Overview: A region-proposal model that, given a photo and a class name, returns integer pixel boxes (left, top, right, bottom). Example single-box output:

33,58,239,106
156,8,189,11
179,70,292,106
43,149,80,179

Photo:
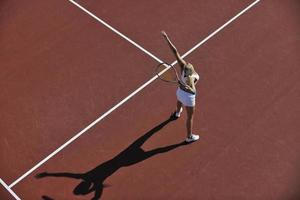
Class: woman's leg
186,106,195,137
176,100,183,113
185,106,199,142
175,100,183,117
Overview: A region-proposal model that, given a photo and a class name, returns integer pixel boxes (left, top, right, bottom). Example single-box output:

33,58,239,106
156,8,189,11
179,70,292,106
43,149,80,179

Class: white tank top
180,70,200,84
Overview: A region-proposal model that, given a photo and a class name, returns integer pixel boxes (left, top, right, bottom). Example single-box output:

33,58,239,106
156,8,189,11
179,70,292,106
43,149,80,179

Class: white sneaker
175,107,183,118
185,134,200,143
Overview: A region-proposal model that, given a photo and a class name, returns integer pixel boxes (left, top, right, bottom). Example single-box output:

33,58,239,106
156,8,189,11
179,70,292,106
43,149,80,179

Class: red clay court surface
1,0,300,199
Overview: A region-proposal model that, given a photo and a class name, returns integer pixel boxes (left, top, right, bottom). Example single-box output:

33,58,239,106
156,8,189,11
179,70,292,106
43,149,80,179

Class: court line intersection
2,1,261,198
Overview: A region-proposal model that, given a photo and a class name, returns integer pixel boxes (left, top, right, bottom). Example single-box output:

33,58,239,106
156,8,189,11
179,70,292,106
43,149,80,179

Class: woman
161,31,200,143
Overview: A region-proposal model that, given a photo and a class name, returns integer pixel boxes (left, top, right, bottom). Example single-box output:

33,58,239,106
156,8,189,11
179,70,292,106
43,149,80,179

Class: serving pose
161,31,200,143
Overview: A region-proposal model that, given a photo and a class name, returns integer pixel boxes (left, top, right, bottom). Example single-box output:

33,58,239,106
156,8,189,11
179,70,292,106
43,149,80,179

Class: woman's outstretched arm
161,31,187,68
35,172,82,179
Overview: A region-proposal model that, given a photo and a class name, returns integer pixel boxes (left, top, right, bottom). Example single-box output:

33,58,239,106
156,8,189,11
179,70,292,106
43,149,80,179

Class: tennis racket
155,62,181,84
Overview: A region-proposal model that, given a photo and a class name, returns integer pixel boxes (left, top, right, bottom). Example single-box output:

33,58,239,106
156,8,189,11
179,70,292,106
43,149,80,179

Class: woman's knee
186,108,194,119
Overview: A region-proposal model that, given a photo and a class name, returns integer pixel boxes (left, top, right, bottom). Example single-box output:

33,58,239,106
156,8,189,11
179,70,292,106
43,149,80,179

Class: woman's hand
184,85,196,94
178,81,196,94
161,30,168,38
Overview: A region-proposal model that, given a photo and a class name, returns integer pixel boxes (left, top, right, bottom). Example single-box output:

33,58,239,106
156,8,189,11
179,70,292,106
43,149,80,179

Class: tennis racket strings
155,63,179,83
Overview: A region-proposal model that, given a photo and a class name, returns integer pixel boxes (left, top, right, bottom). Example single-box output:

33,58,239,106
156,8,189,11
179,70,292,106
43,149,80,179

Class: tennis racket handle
178,80,185,86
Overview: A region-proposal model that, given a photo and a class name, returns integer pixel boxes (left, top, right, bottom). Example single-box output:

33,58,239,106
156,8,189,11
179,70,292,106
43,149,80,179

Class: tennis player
161,31,200,143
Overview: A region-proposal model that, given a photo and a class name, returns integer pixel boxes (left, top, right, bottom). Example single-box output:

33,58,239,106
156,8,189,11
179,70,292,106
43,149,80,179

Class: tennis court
1,0,300,199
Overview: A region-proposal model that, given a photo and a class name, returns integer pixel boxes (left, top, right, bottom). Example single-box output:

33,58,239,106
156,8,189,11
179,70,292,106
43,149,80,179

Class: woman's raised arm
161,31,187,68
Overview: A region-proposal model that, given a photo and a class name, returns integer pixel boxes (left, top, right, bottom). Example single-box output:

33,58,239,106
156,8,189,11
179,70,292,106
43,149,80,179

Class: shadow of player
36,114,189,200
41,195,54,200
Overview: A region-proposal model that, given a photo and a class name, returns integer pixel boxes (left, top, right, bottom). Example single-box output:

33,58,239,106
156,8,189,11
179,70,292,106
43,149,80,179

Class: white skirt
176,87,196,107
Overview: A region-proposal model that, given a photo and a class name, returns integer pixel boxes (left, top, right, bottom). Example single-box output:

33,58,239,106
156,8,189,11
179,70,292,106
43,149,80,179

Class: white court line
68,0,163,63
0,179,21,200
180,0,261,59
8,0,261,189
